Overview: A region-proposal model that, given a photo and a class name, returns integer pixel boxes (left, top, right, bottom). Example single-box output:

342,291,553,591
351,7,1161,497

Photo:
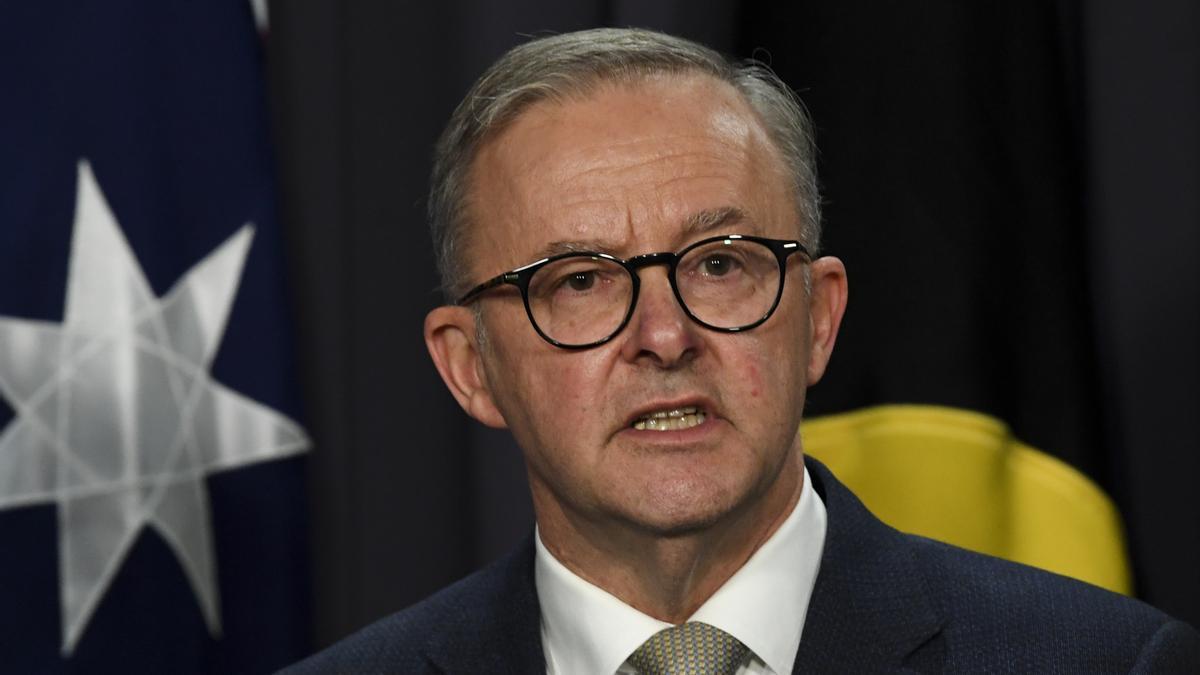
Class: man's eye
565,271,597,291
701,255,740,277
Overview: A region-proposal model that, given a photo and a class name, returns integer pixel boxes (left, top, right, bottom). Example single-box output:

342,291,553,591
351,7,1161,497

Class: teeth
632,407,706,431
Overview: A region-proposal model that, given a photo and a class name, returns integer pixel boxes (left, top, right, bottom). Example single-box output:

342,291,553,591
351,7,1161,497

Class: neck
533,454,804,623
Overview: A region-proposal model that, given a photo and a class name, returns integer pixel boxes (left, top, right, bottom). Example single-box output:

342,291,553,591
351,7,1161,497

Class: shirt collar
535,466,827,675
535,532,671,675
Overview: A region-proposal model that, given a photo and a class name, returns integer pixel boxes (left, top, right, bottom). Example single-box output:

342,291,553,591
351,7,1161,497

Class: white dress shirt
535,466,827,675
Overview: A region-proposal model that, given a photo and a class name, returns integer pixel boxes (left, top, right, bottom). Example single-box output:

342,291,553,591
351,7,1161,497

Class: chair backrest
802,404,1131,595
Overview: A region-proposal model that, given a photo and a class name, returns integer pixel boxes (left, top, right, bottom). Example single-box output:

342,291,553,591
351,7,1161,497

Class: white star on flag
0,161,309,654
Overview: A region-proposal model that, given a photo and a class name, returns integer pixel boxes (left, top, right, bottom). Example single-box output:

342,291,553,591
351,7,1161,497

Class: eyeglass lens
526,238,782,346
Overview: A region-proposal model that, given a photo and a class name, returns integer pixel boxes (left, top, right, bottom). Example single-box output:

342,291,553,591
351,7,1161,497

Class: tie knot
628,621,749,675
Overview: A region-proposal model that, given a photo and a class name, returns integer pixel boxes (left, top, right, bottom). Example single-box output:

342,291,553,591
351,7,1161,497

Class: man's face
430,74,844,538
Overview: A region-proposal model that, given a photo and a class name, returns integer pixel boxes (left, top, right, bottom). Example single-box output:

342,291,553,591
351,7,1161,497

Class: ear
424,305,508,428
805,256,848,385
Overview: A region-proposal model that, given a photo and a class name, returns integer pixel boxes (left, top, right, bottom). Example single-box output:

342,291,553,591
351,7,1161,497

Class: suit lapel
422,535,547,674
793,458,945,672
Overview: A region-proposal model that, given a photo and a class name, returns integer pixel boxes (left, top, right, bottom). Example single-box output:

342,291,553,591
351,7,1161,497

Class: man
286,28,1199,673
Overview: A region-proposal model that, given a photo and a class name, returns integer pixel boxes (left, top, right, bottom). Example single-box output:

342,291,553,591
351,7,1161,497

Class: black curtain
266,0,1199,646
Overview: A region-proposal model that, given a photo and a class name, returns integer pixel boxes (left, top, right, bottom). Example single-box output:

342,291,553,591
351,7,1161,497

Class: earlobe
424,306,509,429
805,256,848,385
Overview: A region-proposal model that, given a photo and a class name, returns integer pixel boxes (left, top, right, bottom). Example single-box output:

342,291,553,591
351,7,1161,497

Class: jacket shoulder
279,540,542,674
909,534,1200,672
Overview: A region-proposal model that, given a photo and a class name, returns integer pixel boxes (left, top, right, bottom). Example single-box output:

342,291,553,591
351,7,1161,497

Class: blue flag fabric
0,1,311,672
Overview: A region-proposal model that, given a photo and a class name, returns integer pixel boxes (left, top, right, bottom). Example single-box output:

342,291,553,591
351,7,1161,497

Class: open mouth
631,406,707,431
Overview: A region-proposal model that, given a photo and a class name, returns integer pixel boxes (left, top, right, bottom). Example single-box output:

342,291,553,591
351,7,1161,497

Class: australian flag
0,1,311,672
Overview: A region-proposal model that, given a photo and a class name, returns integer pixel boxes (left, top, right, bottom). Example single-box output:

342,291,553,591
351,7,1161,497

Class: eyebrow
530,239,619,259
681,206,749,238
531,206,752,259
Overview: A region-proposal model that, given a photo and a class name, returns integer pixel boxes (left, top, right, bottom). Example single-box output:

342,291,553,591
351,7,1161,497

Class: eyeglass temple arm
456,272,521,306
781,241,812,260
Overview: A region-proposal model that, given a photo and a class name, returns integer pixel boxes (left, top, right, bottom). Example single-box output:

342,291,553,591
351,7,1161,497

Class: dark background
266,0,1198,647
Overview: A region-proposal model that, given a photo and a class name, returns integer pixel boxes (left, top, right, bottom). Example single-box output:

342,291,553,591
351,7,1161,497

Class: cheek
513,351,610,422
733,332,806,422
744,362,761,398
720,351,772,422
567,349,618,397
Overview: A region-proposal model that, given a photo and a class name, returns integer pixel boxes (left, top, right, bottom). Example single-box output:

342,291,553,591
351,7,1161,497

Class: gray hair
429,27,821,302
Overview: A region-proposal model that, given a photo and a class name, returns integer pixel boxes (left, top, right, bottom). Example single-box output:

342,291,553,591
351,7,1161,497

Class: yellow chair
802,404,1132,595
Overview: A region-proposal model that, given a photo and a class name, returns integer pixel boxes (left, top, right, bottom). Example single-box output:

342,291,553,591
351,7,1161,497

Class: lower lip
618,414,724,444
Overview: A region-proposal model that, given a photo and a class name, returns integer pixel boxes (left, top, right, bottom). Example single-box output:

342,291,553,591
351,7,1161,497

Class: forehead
465,74,795,271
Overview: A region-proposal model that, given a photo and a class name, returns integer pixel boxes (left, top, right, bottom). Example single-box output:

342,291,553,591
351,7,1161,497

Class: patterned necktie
627,621,750,675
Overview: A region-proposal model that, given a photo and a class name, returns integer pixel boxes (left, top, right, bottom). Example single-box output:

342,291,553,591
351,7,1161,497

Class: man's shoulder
910,531,1153,624
803,457,1200,671
279,538,543,674
904,527,1200,671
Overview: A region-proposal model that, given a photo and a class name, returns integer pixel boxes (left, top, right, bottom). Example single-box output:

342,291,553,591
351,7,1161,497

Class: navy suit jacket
284,458,1200,673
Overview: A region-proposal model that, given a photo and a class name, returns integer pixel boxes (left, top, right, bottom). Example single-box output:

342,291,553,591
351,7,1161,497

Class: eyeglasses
457,234,811,350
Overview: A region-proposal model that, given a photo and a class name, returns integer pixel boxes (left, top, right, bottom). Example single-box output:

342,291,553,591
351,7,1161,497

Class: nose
618,267,703,368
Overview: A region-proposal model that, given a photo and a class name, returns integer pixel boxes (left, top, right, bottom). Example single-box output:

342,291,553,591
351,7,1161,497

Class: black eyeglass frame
456,233,812,350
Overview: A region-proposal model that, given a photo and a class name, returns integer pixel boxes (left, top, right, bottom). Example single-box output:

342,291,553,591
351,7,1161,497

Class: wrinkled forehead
462,74,796,271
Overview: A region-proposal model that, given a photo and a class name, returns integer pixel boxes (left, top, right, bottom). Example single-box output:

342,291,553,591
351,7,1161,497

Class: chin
623,479,748,538
633,513,726,538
